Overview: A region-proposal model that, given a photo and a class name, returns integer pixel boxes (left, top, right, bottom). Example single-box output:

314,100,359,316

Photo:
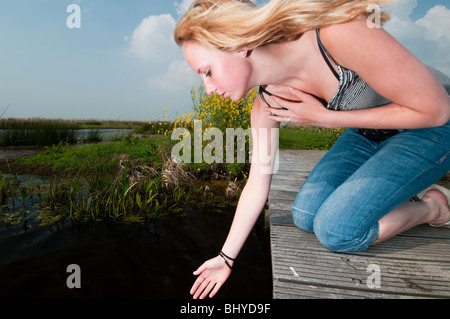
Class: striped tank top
316,29,450,111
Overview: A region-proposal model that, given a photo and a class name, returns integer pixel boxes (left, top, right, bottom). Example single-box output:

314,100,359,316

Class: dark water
0,205,272,299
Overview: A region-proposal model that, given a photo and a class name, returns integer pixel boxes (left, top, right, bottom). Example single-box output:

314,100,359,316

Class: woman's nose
204,82,217,95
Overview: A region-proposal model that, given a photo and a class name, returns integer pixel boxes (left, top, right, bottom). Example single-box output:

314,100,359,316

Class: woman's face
183,40,252,102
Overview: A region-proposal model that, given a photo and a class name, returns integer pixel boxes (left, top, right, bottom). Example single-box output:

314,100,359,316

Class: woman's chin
229,93,245,102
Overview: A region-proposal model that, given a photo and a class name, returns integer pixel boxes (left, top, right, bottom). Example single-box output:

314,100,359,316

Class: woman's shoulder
319,17,369,47
318,17,392,70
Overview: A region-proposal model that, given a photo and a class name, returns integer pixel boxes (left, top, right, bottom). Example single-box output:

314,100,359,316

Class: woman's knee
292,206,315,233
291,187,323,233
313,208,379,252
313,215,378,253
314,228,359,252
291,181,335,233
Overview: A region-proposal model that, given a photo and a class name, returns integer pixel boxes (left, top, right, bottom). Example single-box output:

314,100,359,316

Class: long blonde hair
174,0,392,52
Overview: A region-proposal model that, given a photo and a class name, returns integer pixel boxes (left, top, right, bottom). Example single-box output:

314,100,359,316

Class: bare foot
422,189,450,226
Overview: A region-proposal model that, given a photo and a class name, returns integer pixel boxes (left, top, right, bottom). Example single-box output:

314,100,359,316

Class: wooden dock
268,150,450,299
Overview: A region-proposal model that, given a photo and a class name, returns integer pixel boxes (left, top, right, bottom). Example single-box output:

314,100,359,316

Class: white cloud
174,0,195,17
416,5,450,41
127,7,200,112
384,1,450,76
128,1,204,96
149,59,198,91
129,13,178,61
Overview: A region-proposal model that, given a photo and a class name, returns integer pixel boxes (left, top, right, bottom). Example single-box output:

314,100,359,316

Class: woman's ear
239,50,253,58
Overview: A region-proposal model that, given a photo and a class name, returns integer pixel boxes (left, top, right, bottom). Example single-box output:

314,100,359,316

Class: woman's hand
265,87,327,126
190,256,232,299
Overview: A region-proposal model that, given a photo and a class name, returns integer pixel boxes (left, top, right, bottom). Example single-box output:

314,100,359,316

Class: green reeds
0,118,143,146
0,118,78,146
83,129,102,143
0,173,19,206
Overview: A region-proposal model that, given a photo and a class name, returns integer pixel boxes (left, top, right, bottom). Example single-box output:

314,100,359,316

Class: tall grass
0,118,77,146
0,118,149,146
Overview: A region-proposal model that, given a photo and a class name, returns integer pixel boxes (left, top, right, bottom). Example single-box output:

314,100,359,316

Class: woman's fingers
200,281,216,299
190,274,205,295
265,106,289,117
265,104,290,123
193,264,206,276
193,276,210,299
209,282,222,298
263,87,325,125
289,87,309,98
269,95,292,109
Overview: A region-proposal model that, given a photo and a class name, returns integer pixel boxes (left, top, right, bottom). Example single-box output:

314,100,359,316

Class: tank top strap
316,29,340,80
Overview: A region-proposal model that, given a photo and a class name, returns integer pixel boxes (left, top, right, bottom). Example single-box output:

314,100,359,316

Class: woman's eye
205,70,211,78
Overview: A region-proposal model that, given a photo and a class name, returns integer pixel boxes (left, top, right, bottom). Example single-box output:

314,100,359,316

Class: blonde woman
174,0,450,299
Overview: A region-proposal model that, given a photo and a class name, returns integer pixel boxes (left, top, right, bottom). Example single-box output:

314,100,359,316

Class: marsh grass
83,129,102,143
0,119,77,146
0,118,147,146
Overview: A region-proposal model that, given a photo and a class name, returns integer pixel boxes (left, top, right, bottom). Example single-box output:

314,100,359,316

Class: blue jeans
292,121,450,252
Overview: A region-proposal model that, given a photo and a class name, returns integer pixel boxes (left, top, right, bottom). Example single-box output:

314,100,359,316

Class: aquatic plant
0,173,19,206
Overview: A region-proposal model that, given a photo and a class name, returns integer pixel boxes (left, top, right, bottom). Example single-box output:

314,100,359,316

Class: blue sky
0,0,449,121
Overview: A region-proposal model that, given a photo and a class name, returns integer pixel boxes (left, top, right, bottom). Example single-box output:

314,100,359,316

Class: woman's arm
268,19,450,129
220,92,280,258
190,95,279,299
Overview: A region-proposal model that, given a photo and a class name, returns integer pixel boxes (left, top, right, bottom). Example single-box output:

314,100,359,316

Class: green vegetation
280,125,346,150
1,135,247,226
0,123,343,227
0,118,146,146
0,88,348,227
0,119,77,146
0,118,147,130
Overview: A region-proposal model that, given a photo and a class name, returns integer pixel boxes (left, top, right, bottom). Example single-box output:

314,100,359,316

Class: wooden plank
271,227,450,297
271,223,450,298
273,280,434,299
269,150,450,299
